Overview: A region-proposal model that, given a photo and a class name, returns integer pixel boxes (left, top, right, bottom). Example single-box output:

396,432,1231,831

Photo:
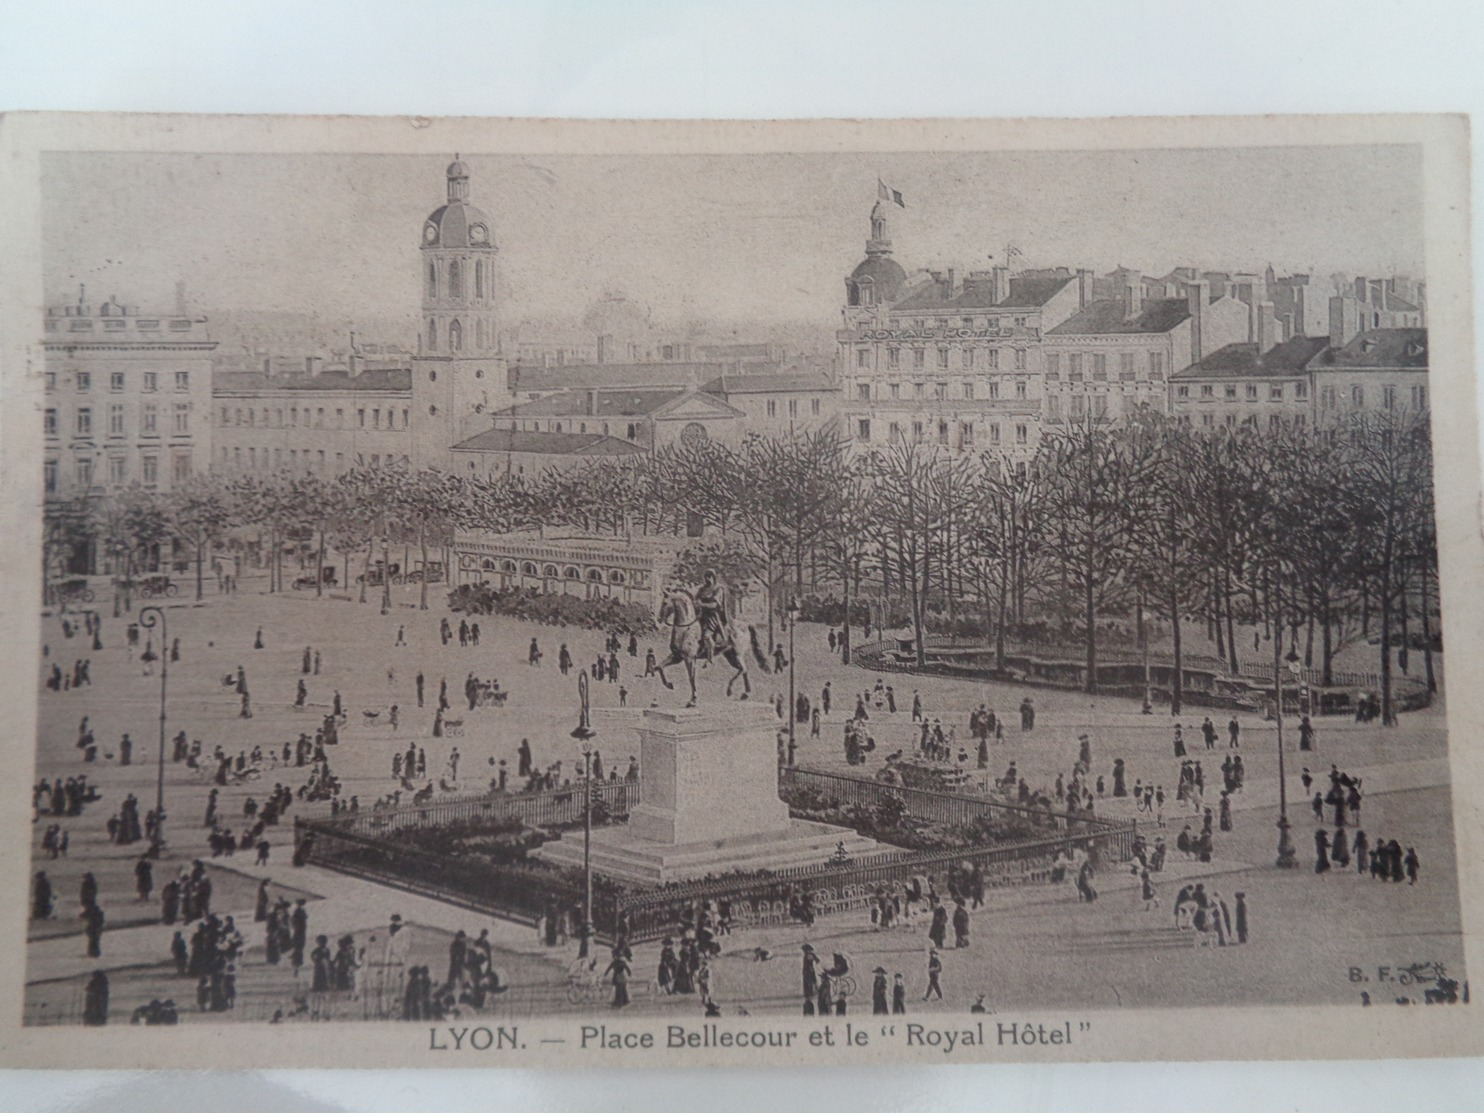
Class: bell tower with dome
410,157,509,467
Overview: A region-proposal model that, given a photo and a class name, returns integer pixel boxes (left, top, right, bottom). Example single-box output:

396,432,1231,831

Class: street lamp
571,669,596,958
379,535,392,615
137,605,168,857
1139,603,1153,715
1273,622,1299,870
787,598,801,768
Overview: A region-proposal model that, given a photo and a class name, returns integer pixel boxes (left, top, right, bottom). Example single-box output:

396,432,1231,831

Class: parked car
293,566,339,591
138,574,179,599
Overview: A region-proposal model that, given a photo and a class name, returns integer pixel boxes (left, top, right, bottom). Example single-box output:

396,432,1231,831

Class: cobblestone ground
27,575,1464,1024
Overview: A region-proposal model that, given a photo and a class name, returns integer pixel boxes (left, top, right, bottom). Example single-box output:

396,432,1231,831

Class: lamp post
137,605,168,856
1139,602,1153,715
571,670,596,957
1273,616,1298,869
786,598,800,768
380,534,392,615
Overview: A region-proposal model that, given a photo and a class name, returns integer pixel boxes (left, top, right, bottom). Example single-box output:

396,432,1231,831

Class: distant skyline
41,147,1424,336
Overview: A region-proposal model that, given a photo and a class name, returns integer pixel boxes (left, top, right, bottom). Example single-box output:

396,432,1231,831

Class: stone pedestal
535,704,878,884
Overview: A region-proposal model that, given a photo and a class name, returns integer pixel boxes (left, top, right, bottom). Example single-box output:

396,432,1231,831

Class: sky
40,146,1425,336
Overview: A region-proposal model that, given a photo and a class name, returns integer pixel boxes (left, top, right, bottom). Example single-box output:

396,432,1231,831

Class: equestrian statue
652,569,770,706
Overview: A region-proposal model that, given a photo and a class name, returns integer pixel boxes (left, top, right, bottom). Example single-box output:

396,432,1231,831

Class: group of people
1315,827,1419,883
34,775,94,818
1172,882,1250,947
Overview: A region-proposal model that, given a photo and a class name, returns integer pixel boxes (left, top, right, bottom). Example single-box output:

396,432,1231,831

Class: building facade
42,292,216,498
700,370,840,437
837,205,1086,459
486,387,746,452
448,427,645,479
211,366,413,476
1043,279,1253,428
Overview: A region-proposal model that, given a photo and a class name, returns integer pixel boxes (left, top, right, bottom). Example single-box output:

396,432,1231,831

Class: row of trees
43,407,1439,724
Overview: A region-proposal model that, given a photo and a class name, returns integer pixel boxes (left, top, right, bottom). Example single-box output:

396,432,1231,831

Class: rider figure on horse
695,569,728,662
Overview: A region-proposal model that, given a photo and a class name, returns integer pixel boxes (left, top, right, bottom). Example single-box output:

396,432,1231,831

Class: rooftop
890,275,1074,312
508,362,722,394
1172,336,1331,380
212,368,413,393
702,370,837,394
1313,328,1428,369
1047,297,1194,336
450,428,645,457
494,388,684,419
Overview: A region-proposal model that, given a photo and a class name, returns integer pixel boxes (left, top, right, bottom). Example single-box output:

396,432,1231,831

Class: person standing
134,857,153,902
1314,828,1331,873
891,972,907,1014
1234,892,1249,944
83,970,109,1026
290,899,309,971
416,671,425,708
1228,717,1241,748
952,899,970,948
606,951,632,1009
923,949,943,1000
518,739,533,779
302,646,313,675
82,902,105,958
1405,847,1421,885
871,967,889,1015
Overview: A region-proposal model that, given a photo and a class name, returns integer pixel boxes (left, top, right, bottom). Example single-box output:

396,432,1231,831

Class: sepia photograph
1,110,1479,1072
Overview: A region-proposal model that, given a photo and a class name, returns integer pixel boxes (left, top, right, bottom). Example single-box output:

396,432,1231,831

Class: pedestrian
1314,828,1331,873
254,627,264,650
82,902,105,957
1234,891,1249,944
134,857,153,901
83,970,109,1026
1228,717,1241,748
952,899,970,948
416,671,425,708
892,972,907,1014
923,949,943,1000
1405,847,1420,885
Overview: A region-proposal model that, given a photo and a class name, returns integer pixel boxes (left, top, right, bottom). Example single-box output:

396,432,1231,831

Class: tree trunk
316,528,327,599
841,547,852,667
1223,562,1239,677
995,568,1008,675
1420,560,1437,693
1398,559,1411,676
419,529,430,611
1083,555,1097,695
1379,547,1395,726
1169,583,1183,716
195,542,205,602
359,545,371,604
1213,579,1225,660
915,544,930,669
1321,601,1335,688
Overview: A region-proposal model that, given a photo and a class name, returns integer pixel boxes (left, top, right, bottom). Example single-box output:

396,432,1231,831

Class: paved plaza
27,575,1464,1024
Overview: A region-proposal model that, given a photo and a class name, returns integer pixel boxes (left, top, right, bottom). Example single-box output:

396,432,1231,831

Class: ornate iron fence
308,778,640,837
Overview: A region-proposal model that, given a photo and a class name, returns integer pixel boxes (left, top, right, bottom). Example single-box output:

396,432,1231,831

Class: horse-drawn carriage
357,561,403,587
294,566,339,591
137,573,179,599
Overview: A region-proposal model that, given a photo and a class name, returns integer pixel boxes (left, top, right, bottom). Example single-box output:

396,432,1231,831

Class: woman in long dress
1314,828,1331,873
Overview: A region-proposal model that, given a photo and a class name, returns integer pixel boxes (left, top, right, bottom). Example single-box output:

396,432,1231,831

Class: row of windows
854,379,1031,403
426,258,491,302
45,318,192,333
45,403,190,438
1171,383,1426,410
854,417,1030,446
1045,352,1167,382
221,447,412,473
1183,413,1308,432
43,451,191,493
762,397,824,419
857,347,1030,372
513,419,642,440
483,559,628,583
426,317,493,352
45,369,191,393
219,405,411,431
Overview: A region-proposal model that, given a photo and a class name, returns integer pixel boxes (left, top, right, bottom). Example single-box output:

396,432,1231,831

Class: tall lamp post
137,605,168,856
1273,612,1298,869
786,598,800,768
571,670,596,957
379,534,392,615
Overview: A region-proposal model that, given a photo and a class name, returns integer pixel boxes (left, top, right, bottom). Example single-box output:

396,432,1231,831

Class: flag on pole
878,179,906,208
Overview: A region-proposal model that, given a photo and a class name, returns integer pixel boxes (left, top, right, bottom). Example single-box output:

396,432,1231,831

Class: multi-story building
1043,277,1254,428
1170,327,1427,430
1310,326,1429,423
700,370,839,437
211,362,413,477
41,290,216,499
1328,276,1426,344
837,201,1080,459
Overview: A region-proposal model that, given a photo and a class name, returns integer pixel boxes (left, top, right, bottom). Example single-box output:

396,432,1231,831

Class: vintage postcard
0,111,1478,1070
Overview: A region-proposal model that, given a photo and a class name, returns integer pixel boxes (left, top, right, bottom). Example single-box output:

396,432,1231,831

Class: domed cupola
421,155,495,251
846,200,907,307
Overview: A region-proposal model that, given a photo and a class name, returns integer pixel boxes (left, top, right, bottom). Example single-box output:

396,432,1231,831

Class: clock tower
410,157,508,467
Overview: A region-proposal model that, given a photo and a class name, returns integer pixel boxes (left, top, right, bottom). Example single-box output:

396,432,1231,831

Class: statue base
534,704,882,884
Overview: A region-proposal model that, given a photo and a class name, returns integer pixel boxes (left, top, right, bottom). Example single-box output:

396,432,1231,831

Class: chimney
1281,312,1295,342
991,266,1010,305
587,388,598,416
1077,268,1093,309
174,281,186,316
946,268,956,294
1187,280,1210,363
1123,270,1142,320
1354,276,1368,301
1256,301,1277,353
348,352,361,377
1328,296,1349,347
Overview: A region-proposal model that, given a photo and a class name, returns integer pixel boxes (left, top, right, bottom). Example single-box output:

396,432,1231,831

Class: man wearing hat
1078,733,1093,770
923,948,943,1000
872,966,890,1014
892,972,907,1014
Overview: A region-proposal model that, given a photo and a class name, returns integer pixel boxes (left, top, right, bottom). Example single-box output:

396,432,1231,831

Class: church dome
422,156,494,250
845,198,906,305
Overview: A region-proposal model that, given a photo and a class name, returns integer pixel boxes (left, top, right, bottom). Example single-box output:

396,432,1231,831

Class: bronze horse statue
653,587,769,706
